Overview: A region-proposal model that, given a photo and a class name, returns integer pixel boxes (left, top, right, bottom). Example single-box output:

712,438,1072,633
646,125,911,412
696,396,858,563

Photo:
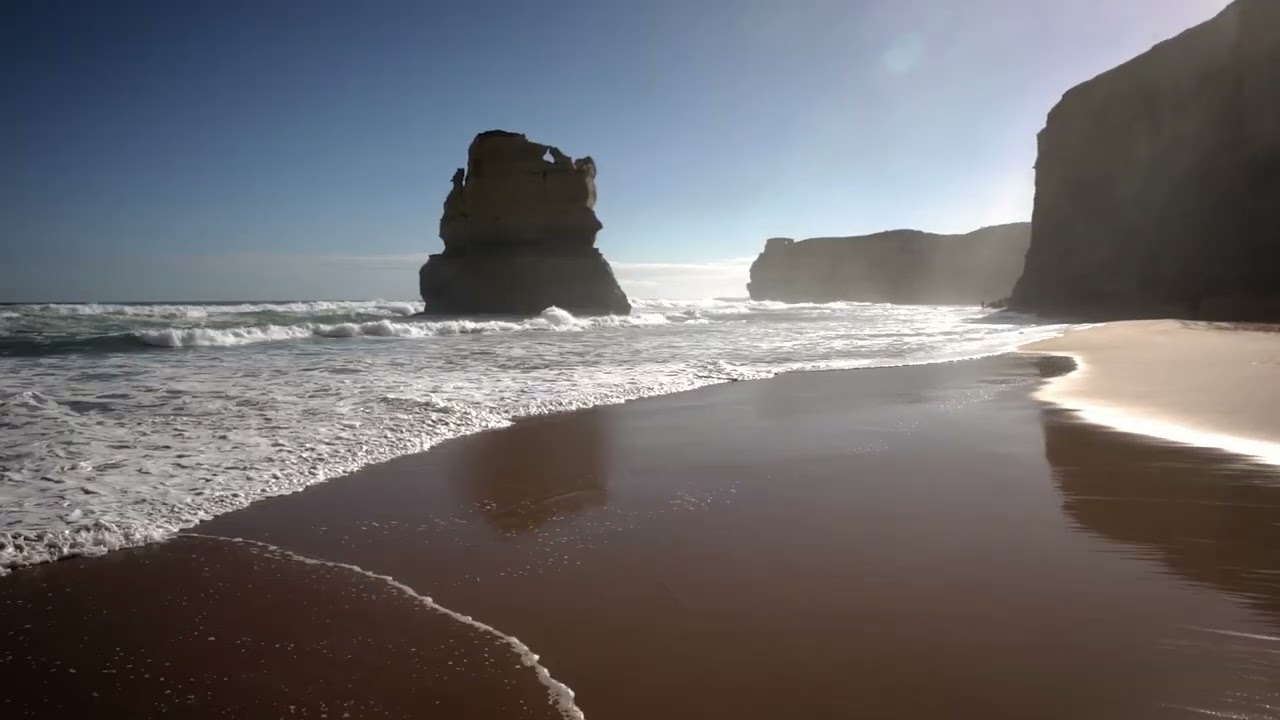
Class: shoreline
3,353,1279,718
185,533,585,720
1021,320,1280,466
6,315,1279,578
0,323,1063,576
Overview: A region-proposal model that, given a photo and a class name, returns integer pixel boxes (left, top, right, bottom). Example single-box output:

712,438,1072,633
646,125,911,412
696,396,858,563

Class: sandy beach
0,535,566,719
1023,320,1280,463
3,351,1280,719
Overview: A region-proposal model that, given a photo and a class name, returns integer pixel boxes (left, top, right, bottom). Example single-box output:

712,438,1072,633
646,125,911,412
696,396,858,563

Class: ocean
0,299,1067,572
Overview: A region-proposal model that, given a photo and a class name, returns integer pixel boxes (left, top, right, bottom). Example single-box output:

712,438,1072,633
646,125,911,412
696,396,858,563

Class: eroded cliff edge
747,223,1030,304
1010,0,1280,321
419,130,631,316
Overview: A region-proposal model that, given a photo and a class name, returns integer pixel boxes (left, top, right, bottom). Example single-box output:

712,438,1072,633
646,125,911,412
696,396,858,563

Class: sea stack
418,130,631,316
747,223,1031,304
1010,0,1280,321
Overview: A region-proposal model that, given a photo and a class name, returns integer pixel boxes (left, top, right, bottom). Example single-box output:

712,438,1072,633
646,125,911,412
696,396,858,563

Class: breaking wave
135,310,671,348
1,306,673,354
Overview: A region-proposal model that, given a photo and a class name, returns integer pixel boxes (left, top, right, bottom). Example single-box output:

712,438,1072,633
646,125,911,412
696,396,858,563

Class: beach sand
1023,320,1280,462
3,354,1280,719
0,534,567,719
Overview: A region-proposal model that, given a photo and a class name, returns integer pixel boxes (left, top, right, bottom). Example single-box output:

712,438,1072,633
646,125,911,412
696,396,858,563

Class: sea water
0,298,1066,571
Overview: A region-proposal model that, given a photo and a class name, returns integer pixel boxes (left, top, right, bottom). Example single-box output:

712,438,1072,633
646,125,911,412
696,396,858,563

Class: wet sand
1024,320,1280,462
0,535,566,719
3,355,1280,718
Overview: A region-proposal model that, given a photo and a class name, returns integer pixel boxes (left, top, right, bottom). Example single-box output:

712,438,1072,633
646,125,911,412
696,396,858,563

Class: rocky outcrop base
418,248,631,316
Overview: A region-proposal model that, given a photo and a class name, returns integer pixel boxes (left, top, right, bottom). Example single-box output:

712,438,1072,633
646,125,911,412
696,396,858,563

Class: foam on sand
1022,320,1280,466
185,534,584,720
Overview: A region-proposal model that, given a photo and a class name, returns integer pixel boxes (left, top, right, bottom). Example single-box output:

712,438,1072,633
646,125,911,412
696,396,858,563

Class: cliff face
420,131,630,316
1011,0,1280,321
747,223,1030,305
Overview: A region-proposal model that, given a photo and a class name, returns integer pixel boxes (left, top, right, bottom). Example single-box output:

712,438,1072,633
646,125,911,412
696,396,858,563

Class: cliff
747,223,1030,304
1010,0,1280,321
419,131,631,316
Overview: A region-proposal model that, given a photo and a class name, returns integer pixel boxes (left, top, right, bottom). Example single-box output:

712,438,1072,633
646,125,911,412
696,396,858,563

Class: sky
1,0,1231,301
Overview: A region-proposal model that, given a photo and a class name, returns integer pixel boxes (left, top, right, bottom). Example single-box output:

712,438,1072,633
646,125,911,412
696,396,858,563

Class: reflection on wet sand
1042,407,1280,629
455,410,611,533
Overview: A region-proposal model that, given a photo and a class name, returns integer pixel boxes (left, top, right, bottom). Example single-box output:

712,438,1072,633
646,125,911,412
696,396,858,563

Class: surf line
182,533,585,719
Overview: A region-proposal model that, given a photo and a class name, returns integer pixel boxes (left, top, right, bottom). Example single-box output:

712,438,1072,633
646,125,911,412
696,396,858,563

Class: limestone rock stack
419,131,631,316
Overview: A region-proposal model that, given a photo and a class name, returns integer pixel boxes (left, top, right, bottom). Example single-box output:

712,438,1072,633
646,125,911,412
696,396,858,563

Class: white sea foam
0,299,1069,572
137,324,319,347
186,534,584,719
130,308,672,348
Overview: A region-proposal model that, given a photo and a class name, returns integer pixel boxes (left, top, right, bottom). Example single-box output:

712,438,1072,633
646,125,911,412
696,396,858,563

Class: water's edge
1022,349,1280,467
1,300,1069,573
1,343,1060,575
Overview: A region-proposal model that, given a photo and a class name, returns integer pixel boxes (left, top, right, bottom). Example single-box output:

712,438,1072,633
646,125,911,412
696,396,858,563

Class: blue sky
2,0,1230,301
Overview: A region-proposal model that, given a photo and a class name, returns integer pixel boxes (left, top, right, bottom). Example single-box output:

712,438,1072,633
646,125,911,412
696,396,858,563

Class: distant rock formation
1010,0,1280,321
419,130,631,315
747,223,1030,304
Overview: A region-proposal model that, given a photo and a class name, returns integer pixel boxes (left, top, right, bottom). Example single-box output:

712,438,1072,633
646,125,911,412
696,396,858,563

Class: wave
1,521,172,572
0,299,1008,357
0,307,673,353
138,308,671,347
138,324,321,347
5,297,915,338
